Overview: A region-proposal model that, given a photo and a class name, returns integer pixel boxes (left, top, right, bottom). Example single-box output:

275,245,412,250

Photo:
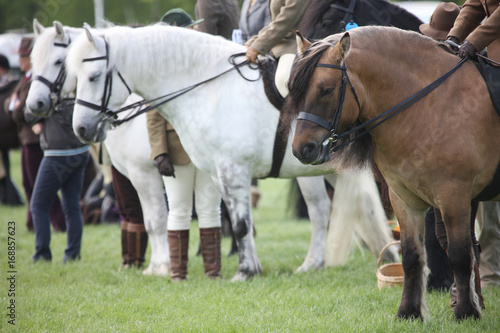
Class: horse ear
33,18,45,37
83,23,97,48
54,21,65,41
296,30,312,55
339,32,351,60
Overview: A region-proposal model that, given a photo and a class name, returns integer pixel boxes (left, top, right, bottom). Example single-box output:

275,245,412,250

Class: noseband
75,38,132,123
297,61,360,147
34,38,72,110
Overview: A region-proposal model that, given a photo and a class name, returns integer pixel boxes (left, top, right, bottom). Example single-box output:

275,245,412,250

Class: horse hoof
454,304,481,321
231,272,250,282
296,259,324,273
396,310,423,322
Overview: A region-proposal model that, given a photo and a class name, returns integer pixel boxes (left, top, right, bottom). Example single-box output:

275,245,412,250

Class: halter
297,52,468,153
75,38,132,123
329,0,357,32
34,37,73,111
74,34,260,127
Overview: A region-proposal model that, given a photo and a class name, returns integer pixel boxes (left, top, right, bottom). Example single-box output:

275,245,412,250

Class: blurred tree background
0,0,244,33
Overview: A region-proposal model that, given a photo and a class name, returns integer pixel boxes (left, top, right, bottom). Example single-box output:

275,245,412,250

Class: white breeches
163,162,221,230
275,53,296,98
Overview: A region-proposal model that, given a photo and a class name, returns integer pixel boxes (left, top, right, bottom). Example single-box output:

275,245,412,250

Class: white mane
66,25,245,84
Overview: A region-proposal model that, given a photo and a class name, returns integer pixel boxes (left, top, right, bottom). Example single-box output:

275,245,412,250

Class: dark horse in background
299,0,453,291
300,0,422,40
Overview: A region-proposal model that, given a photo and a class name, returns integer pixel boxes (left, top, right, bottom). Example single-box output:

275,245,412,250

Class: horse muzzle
292,137,332,165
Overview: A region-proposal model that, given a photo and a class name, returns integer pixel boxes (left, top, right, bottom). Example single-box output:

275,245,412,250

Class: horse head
26,19,79,117
288,32,361,165
67,25,132,143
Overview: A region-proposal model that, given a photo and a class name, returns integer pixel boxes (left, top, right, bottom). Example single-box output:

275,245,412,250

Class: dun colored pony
286,26,500,320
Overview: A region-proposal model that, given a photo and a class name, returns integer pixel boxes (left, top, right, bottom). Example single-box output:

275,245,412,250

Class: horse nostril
77,126,86,138
302,142,318,161
36,100,45,109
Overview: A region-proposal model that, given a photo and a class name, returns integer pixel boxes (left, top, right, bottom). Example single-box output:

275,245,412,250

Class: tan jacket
449,0,500,61
146,109,190,165
246,0,311,58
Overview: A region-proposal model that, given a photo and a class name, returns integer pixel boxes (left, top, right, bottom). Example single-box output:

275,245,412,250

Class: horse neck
113,28,242,99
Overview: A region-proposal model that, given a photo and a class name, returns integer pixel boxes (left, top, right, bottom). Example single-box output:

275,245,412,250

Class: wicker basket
376,240,404,290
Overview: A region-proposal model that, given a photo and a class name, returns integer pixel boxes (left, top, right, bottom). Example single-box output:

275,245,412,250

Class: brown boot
121,221,130,267
168,230,189,282
127,223,148,268
200,227,221,278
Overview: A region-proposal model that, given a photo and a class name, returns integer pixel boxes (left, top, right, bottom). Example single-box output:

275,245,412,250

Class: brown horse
285,26,500,321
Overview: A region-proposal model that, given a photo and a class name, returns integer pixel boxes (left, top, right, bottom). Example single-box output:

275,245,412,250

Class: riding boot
200,227,221,278
168,230,189,282
127,223,148,268
121,221,130,267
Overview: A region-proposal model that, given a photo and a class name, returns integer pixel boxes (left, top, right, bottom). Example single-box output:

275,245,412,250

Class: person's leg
164,163,195,281
478,202,500,287
59,152,89,262
194,167,222,278
31,156,64,261
275,54,296,98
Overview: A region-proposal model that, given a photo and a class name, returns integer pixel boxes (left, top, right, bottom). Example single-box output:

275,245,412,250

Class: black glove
458,40,477,59
154,154,175,177
445,36,460,53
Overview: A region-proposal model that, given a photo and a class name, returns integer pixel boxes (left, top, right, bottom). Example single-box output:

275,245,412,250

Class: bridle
75,38,132,124
329,0,357,33
74,35,259,127
297,61,360,148
297,47,468,153
33,37,73,111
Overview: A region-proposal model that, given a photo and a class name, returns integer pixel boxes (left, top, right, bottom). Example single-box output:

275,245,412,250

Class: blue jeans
31,152,89,261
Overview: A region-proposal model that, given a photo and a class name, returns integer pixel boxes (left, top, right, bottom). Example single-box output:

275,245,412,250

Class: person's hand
458,40,477,59
154,154,175,177
245,46,260,64
31,123,43,135
445,36,460,53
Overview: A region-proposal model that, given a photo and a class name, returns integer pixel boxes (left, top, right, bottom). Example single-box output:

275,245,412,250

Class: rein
34,36,74,110
298,55,468,153
75,35,260,127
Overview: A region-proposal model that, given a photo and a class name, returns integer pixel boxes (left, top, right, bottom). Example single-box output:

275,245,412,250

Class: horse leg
442,203,482,320
129,171,170,277
391,191,427,321
216,167,261,281
295,176,331,272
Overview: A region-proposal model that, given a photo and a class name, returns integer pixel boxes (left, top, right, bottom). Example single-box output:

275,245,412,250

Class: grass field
1,149,499,332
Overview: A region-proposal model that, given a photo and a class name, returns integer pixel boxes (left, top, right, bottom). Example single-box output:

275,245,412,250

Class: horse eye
55,59,64,66
322,20,334,28
89,72,101,82
321,87,335,97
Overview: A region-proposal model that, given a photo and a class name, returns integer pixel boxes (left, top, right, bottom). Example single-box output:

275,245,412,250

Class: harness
34,37,74,111
297,51,467,153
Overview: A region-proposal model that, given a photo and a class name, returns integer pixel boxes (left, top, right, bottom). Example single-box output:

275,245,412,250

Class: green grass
1,149,499,332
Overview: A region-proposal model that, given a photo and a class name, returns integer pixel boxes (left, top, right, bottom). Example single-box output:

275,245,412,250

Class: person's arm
248,0,310,55
448,0,487,42
146,109,175,177
465,5,500,52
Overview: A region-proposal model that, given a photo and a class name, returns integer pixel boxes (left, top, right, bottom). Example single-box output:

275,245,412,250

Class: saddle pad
474,161,500,202
474,56,500,118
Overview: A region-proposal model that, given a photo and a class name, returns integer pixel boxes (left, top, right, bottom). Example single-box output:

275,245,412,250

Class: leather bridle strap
330,0,357,32
33,36,71,109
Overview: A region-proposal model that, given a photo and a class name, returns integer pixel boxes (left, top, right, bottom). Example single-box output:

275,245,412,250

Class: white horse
26,21,170,276
66,24,398,281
